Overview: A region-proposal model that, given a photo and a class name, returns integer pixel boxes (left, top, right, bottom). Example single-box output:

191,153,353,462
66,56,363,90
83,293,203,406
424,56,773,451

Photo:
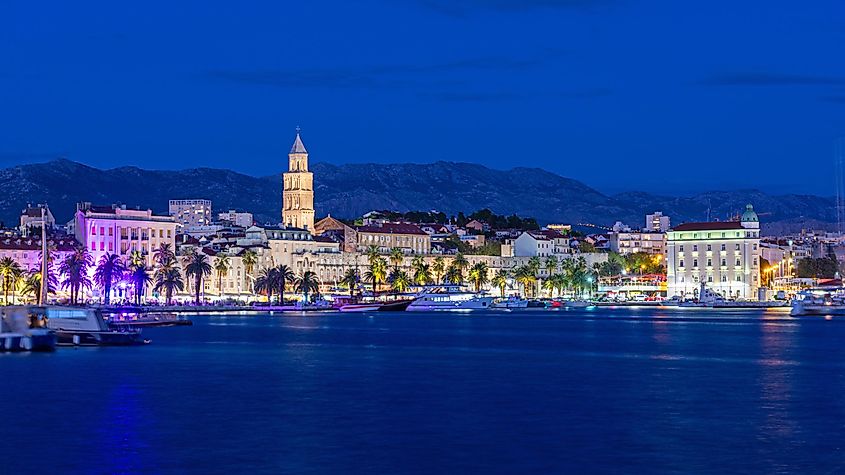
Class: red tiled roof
356,223,427,236
672,222,743,231
0,238,78,252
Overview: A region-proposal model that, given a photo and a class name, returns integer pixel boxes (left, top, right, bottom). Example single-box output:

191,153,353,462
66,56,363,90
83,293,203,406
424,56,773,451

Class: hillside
0,158,834,233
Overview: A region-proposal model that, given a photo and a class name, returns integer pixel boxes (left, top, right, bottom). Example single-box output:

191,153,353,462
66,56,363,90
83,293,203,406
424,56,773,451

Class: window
679,245,684,252
753,244,758,250
721,244,726,251
90,242,95,250
736,275,742,282
100,226,104,235
753,258,757,266
91,225,96,235
721,275,727,282
693,259,698,267
108,228,113,236
736,258,741,266
100,242,104,251
108,242,113,251
693,245,698,251
735,244,740,251
721,259,726,266
707,258,712,267
707,275,713,282
707,244,712,251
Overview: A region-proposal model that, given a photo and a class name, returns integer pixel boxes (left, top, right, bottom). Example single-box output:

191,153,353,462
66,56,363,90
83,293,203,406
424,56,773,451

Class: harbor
4,307,844,473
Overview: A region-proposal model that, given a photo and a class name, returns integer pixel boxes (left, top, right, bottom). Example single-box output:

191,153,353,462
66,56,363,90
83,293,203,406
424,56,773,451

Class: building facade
666,204,761,300
610,230,666,256
218,210,254,228
645,211,670,232
282,130,315,231
355,223,431,254
73,203,178,270
169,199,212,228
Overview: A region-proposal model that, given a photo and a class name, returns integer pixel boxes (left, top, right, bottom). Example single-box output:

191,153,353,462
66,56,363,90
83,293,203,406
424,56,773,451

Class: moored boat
0,306,56,352
41,306,148,346
790,287,845,317
491,296,529,309
406,285,493,312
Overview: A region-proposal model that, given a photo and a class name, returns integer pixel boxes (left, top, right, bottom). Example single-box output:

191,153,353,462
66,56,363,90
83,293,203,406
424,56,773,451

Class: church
282,128,315,231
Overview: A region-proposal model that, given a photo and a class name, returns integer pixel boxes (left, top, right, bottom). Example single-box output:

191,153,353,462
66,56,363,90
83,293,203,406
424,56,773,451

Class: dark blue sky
2,0,845,195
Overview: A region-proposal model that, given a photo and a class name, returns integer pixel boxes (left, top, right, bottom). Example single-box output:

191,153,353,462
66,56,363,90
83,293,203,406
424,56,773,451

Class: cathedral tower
282,128,315,231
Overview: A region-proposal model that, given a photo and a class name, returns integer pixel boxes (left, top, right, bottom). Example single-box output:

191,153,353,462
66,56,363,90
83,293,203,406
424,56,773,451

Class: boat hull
339,304,383,312
406,297,494,312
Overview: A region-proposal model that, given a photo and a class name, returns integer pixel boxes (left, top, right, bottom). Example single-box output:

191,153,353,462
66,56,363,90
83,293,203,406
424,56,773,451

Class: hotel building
72,203,178,269
666,204,761,300
355,222,431,255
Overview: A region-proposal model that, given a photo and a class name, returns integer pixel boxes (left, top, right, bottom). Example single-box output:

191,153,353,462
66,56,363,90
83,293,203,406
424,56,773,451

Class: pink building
72,203,178,270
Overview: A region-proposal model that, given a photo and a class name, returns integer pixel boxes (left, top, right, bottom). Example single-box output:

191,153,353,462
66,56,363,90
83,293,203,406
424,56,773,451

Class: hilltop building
282,129,315,232
666,204,761,300
645,212,670,232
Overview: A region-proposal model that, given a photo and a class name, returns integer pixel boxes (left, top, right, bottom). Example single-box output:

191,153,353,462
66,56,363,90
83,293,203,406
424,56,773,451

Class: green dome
741,204,758,222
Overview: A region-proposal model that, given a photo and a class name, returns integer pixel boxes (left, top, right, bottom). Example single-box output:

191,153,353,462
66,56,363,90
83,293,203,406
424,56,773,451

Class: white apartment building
645,211,670,232
169,199,212,228
666,204,761,300
610,231,666,256
73,203,178,271
218,210,254,228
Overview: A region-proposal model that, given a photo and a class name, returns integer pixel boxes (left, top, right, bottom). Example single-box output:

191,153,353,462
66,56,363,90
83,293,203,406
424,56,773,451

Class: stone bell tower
282,127,315,231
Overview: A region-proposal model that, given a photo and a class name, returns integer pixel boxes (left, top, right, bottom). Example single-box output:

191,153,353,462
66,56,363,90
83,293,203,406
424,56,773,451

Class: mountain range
0,158,835,234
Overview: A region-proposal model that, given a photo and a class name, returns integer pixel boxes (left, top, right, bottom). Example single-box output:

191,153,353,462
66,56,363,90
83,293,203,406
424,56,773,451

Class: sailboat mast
40,205,49,305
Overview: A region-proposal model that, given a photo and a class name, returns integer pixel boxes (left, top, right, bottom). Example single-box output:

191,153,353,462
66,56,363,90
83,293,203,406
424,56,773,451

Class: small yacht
791,287,845,317
41,306,148,346
406,285,494,312
0,306,56,352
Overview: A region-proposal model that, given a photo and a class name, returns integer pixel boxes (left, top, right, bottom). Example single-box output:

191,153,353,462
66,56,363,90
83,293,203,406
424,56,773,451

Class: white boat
406,285,494,312
790,287,845,317
41,306,148,346
491,296,529,309
0,306,56,352
339,303,383,312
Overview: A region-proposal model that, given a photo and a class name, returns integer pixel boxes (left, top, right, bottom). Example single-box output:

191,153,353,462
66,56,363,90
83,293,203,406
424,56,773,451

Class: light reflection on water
3,307,845,474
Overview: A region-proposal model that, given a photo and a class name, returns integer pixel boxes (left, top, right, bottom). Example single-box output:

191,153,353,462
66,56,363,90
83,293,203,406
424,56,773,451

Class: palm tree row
254,264,296,304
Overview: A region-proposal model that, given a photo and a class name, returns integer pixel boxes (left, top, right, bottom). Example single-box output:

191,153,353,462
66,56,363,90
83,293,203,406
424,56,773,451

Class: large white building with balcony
666,204,761,300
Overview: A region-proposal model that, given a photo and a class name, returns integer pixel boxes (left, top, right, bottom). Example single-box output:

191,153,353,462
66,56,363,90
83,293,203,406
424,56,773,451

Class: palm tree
275,265,295,304
241,248,258,290
214,255,230,297
58,248,93,305
389,247,404,270
445,264,464,285
389,270,411,294
295,271,320,303
413,263,432,286
0,257,23,305
129,250,144,268
453,253,469,274
153,243,175,267
94,253,126,305
467,262,489,293
491,269,509,297
130,265,152,306
340,268,360,298
432,256,445,284
545,255,559,274
254,267,277,303
183,250,212,305
364,256,388,296
153,265,184,305
513,265,536,298
21,271,43,304
366,245,380,265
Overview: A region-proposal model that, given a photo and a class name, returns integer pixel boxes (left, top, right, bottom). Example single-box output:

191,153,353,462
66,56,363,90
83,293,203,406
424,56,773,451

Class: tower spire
290,126,307,154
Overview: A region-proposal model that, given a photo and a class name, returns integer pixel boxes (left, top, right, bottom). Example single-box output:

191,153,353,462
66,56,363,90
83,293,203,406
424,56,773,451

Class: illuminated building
282,129,315,231
666,204,761,300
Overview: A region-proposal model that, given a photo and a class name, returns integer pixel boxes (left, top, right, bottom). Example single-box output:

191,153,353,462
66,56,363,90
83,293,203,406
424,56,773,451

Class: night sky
2,0,845,195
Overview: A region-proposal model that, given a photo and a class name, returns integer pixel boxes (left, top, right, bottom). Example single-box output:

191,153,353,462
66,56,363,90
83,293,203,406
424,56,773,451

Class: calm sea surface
3,307,845,474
